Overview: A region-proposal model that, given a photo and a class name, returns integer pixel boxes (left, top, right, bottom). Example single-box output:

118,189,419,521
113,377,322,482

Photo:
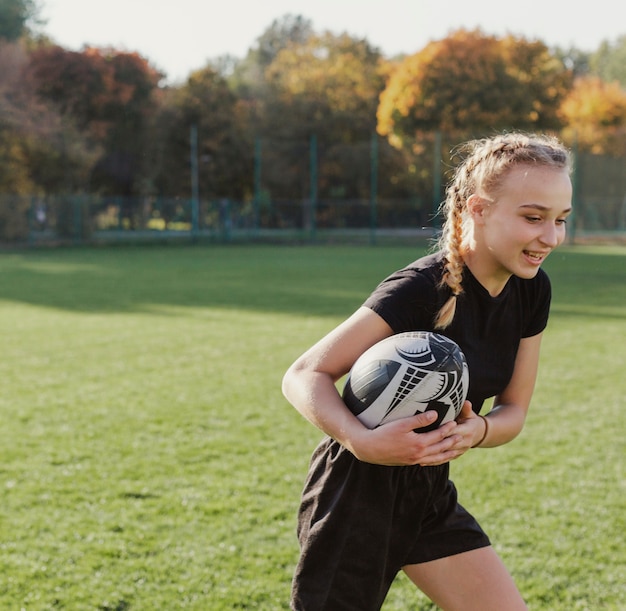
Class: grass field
0,243,624,610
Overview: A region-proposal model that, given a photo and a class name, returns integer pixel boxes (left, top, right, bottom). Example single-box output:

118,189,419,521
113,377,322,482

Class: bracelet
472,415,489,448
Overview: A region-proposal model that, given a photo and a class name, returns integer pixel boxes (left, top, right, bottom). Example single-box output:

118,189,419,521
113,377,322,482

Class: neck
461,247,512,297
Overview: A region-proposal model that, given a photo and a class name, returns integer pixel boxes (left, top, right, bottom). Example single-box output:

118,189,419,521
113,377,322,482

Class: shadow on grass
0,245,417,316
0,244,624,319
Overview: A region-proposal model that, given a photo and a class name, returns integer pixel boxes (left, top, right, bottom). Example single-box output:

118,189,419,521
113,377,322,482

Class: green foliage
0,193,29,239
152,67,253,200
0,0,38,41
227,14,314,99
264,31,385,137
255,13,314,68
261,31,391,200
590,35,626,89
0,244,624,610
553,45,591,78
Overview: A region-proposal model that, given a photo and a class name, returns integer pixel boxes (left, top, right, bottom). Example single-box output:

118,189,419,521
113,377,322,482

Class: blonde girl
282,132,573,610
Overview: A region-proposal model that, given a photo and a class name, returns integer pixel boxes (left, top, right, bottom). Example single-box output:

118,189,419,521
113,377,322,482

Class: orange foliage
378,29,571,148
559,76,626,154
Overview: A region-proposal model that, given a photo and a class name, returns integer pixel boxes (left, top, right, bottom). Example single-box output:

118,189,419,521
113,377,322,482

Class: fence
1,143,625,247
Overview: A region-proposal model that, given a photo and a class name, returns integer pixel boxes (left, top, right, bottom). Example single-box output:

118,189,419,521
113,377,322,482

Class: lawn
0,244,624,610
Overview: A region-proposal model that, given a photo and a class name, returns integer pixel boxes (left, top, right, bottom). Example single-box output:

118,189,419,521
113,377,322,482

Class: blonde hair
434,132,571,329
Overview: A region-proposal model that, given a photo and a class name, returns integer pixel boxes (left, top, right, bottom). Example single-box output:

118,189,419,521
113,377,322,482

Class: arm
453,332,543,451
282,306,462,466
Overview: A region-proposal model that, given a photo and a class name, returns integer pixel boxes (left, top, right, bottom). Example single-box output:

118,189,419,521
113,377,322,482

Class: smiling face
465,164,573,294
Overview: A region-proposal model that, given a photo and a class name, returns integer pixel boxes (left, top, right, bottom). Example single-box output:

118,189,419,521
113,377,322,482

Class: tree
89,50,164,197
26,45,163,196
559,76,626,155
261,31,389,200
152,66,253,202
0,40,96,240
255,14,313,68
0,0,39,41
228,14,314,102
377,29,572,148
590,35,626,89
0,41,92,194
553,45,591,78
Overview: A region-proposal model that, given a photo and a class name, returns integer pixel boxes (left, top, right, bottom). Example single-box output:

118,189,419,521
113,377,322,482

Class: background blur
1,2,625,245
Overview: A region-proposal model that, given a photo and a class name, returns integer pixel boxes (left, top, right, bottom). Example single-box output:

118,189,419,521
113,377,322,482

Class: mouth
523,250,549,264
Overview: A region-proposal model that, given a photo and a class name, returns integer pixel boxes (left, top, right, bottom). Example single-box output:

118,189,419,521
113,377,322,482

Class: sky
41,0,625,84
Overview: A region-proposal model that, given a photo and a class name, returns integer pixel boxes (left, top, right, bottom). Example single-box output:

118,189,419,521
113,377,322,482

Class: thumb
456,400,473,421
407,409,439,431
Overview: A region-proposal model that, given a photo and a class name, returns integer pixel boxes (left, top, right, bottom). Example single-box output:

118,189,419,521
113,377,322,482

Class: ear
466,194,490,224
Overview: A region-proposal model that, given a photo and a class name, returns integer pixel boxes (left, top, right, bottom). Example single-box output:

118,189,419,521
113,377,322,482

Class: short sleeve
363,266,443,334
522,269,552,337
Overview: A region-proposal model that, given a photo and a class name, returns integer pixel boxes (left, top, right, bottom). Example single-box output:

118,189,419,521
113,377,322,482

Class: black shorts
291,437,490,611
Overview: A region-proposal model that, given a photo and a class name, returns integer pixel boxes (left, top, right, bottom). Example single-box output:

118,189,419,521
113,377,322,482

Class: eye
556,218,568,226
525,216,542,223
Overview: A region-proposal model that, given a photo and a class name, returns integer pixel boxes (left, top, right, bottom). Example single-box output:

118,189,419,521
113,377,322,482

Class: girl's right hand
348,410,462,467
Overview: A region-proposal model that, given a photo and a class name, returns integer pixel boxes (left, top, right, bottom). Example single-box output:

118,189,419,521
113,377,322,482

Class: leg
403,546,528,611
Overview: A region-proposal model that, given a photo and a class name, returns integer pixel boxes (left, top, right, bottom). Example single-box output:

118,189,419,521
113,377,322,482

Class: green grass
0,243,624,610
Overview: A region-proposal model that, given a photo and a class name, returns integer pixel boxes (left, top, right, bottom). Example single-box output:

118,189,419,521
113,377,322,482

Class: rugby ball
342,331,469,432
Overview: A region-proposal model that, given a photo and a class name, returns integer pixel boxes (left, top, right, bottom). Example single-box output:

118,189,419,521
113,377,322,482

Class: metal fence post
432,131,442,227
190,124,200,239
309,134,318,241
370,132,378,245
254,138,262,235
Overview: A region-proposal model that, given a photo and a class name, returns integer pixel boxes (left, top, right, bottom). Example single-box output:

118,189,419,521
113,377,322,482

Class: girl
282,132,573,610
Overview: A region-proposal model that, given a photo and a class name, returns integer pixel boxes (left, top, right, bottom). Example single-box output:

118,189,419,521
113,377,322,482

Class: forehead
495,164,572,205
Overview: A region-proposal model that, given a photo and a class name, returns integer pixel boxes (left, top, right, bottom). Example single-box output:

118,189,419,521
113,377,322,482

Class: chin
514,265,542,279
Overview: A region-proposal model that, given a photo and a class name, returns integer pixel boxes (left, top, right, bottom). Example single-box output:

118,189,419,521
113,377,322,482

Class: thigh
403,546,528,611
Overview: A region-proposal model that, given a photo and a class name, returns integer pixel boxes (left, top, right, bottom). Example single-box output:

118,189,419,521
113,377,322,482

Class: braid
434,181,465,329
433,132,571,330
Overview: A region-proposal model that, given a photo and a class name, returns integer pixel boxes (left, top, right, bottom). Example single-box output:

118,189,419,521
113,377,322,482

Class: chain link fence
2,139,625,247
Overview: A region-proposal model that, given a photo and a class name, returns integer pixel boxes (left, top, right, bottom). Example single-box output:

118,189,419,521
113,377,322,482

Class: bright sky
41,0,625,83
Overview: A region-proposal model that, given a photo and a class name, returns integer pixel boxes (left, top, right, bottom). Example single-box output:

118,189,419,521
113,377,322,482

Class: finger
419,447,464,466
458,400,473,418
404,410,438,430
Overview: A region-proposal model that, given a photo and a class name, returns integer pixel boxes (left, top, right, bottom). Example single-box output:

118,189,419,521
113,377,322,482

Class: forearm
475,402,528,448
282,369,366,450
284,368,462,466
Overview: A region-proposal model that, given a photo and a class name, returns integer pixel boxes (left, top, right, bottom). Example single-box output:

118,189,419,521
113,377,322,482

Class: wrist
472,415,489,448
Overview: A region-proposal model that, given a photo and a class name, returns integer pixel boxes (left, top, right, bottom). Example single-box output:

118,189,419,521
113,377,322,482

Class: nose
540,222,561,248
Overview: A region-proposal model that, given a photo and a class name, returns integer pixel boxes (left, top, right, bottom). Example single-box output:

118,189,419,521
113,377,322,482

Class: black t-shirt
363,252,551,413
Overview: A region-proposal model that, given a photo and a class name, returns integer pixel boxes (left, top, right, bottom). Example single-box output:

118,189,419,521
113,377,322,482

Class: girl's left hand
448,401,487,457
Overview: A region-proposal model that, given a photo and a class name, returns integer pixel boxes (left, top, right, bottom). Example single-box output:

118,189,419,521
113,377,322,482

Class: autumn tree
0,40,96,239
0,41,93,192
559,76,626,155
152,66,253,203
260,31,390,200
377,29,572,148
26,45,163,197
0,41,37,194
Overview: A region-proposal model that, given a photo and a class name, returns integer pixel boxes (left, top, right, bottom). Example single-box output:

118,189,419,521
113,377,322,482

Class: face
468,164,572,290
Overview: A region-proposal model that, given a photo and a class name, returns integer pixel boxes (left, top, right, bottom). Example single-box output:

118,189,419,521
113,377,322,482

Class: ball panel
342,331,469,430
342,360,401,416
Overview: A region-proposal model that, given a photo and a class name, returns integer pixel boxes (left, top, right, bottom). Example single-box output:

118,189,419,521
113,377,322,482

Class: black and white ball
342,331,469,432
